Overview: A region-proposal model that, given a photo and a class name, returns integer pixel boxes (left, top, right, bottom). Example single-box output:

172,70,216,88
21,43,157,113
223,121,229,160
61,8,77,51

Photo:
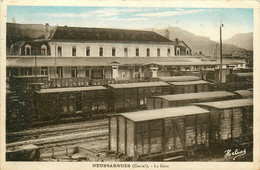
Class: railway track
6,119,108,143
6,118,109,156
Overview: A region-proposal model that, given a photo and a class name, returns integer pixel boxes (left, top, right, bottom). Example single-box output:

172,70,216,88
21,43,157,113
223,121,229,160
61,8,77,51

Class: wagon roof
37,86,107,93
120,106,209,122
108,81,169,89
194,98,253,109
154,91,236,101
168,80,209,85
232,73,253,77
233,90,253,99
157,76,201,82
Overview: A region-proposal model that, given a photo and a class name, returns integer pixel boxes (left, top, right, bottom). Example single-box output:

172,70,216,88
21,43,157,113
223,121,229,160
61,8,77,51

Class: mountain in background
224,32,253,51
150,27,250,56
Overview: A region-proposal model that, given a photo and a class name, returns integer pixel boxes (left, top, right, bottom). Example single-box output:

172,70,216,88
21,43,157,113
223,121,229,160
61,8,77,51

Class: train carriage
233,90,253,99
108,106,210,161
35,86,108,121
168,80,209,94
147,91,237,110
108,81,170,113
194,98,253,147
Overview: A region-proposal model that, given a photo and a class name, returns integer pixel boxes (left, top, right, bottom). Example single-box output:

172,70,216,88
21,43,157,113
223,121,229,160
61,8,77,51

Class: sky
7,6,253,41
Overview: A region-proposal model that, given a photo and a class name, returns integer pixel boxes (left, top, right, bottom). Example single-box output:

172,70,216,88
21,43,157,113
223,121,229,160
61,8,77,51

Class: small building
108,81,170,112
147,91,237,110
168,80,209,94
108,106,210,160
194,98,253,146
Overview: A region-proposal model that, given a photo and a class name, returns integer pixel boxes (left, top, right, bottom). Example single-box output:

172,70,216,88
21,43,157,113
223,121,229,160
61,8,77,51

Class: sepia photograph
1,1,259,169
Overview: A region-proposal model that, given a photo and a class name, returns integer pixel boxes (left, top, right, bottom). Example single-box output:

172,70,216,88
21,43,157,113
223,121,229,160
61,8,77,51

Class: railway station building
6,23,246,88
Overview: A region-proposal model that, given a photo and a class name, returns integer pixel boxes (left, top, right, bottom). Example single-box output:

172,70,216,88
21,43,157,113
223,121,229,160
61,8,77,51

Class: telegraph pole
219,24,224,83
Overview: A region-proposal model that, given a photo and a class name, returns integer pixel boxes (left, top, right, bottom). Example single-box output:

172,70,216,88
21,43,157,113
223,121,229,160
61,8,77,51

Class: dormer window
99,47,103,56
157,48,160,57
112,47,116,57
146,48,150,57
58,46,62,56
41,44,47,55
25,44,31,55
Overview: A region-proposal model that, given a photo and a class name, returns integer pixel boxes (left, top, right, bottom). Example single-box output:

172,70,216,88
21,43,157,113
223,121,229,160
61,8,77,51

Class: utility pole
219,24,224,83
34,48,37,82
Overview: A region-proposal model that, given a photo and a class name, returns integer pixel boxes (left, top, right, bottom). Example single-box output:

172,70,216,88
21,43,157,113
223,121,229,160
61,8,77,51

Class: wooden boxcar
226,73,253,83
155,76,201,82
108,106,210,160
194,98,253,146
233,90,253,99
108,81,170,112
147,91,237,110
168,80,209,94
35,86,108,121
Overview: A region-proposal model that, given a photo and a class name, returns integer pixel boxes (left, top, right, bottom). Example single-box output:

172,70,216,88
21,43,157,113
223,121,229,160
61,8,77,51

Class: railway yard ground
6,118,253,162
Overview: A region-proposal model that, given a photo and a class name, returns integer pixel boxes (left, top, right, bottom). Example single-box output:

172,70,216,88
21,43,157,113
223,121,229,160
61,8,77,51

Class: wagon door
164,117,185,152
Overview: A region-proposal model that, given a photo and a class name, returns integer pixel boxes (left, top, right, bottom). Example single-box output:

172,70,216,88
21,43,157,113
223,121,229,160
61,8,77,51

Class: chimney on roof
165,30,170,39
175,38,179,43
44,23,50,40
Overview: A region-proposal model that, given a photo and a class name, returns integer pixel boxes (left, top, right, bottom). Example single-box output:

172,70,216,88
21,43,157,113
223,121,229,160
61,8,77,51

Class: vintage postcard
0,0,259,170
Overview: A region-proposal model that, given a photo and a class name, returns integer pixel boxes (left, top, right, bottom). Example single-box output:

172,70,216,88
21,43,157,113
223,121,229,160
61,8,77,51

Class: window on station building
136,48,139,57
71,67,78,77
25,44,31,55
157,48,160,57
20,67,32,76
99,47,103,56
146,48,150,57
112,47,116,57
86,46,90,56
167,48,171,56
176,47,180,55
124,48,128,57
72,46,76,56
58,46,62,56
85,68,90,78
56,67,63,78
41,45,47,55
40,67,48,75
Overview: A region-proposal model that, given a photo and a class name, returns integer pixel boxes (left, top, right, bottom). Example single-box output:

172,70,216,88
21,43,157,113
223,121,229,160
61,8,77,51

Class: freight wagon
147,91,237,110
226,73,253,83
108,81,170,113
168,80,209,94
108,106,210,161
152,76,201,82
34,86,108,121
194,98,253,147
233,90,253,99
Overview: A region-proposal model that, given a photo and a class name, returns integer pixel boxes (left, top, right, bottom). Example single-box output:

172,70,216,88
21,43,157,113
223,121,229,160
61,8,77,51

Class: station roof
37,86,107,93
119,106,210,122
194,98,253,109
108,81,169,89
7,57,245,68
233,90,253,99
168,80,209,85
154,91,236,101
47,26,174,44
157,76,201,82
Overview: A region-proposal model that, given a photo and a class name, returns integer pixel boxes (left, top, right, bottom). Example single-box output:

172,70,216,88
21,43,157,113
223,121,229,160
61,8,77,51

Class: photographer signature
224,149,246,160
